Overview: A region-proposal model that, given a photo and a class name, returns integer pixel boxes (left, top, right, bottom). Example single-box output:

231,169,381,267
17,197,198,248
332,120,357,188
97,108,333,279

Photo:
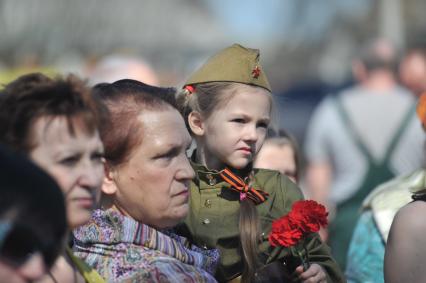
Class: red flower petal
268,200,329,247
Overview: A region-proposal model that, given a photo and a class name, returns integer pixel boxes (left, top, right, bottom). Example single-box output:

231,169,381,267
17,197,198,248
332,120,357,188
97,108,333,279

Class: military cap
184,43,271,92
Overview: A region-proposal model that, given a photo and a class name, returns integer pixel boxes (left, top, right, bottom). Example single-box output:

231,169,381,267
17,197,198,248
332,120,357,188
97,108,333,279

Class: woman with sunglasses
0,73,106,283
0,145,67,283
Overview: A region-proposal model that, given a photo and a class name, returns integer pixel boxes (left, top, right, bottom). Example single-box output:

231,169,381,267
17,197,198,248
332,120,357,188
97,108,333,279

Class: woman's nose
78,162,104,189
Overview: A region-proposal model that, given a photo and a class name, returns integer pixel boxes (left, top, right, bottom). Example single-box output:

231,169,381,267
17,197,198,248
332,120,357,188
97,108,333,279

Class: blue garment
346,211,385,283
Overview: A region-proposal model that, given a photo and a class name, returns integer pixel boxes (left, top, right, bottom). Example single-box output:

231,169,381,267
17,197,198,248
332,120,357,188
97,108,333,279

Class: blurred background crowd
1,0,426,143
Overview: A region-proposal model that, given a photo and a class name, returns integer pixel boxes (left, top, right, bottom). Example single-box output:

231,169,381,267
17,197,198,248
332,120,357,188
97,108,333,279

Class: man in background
399,41,426,97
304,38,425,269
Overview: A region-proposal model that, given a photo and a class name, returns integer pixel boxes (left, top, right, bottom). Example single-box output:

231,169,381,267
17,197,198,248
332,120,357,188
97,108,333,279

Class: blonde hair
177,82,242,131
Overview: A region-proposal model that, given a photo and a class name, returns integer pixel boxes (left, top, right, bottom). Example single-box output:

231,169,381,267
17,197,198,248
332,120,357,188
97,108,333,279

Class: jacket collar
190,150,253,185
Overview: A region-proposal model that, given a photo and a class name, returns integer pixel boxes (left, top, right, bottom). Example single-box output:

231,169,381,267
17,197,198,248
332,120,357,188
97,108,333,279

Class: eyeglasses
0,222,46,268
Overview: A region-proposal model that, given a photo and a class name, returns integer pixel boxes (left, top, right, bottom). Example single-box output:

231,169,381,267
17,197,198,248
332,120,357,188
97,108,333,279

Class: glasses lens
0,224,42,267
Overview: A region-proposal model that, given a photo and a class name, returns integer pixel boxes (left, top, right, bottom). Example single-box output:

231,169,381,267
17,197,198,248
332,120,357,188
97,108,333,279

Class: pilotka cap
184,43,271,92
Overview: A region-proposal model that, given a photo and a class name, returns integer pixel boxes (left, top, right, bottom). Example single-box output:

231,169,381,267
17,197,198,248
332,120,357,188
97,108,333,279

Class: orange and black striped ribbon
219,168,269,205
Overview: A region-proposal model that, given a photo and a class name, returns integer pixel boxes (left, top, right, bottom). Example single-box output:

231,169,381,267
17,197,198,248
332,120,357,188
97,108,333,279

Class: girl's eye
257,122,269,128
60,155,79,166
231,118,245,124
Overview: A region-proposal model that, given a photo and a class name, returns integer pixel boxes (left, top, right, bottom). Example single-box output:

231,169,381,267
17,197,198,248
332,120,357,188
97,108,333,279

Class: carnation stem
296,250,309,272
303,244,311,271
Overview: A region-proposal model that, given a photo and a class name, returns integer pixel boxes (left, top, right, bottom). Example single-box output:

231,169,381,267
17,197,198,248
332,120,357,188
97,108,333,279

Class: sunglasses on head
0,221,47,268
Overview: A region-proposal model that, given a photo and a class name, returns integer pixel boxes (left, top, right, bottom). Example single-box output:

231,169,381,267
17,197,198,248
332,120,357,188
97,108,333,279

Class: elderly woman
73,80,218,282
0,73,106,283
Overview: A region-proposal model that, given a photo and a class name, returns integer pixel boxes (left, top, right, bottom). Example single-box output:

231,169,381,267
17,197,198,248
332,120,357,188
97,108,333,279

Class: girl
177,44,344,283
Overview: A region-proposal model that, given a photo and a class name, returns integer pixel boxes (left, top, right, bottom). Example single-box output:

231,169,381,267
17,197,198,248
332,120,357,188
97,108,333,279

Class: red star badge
252,66,261,78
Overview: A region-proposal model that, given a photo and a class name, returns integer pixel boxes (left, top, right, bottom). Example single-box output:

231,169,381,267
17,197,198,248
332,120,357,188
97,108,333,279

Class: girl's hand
292,264,327,283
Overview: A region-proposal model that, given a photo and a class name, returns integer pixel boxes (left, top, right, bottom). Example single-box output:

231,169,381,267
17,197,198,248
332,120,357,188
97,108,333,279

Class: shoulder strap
382,102,417,164
334,96,416,165
333,95,375,163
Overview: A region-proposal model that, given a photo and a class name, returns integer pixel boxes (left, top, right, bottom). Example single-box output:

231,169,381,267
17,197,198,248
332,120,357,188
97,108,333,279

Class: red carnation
269,215,303,247
268,200,329,271
289,200,328,233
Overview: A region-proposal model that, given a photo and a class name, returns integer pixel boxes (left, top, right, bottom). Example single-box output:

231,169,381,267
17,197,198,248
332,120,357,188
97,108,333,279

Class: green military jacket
177,162,345,282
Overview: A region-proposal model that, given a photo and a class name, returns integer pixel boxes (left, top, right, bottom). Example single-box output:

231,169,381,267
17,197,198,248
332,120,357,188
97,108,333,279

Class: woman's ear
102,163,118,195
188,111,205,136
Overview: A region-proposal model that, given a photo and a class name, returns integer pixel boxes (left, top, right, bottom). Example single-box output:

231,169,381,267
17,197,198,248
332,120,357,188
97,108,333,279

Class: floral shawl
73,209,219,283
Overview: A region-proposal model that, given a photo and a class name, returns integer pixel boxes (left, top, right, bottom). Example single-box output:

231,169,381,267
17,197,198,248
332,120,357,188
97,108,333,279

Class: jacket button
204,199,212,208
206,174,216,186
202,218,210,225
